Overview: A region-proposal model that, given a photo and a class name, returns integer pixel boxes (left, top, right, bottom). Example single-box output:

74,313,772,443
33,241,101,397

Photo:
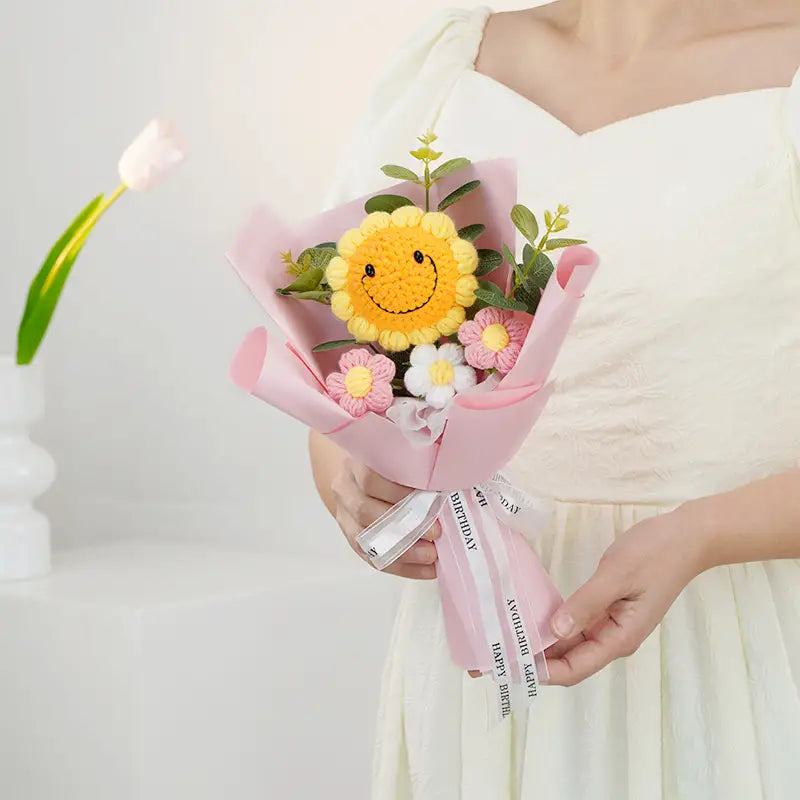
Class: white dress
328,7,800,799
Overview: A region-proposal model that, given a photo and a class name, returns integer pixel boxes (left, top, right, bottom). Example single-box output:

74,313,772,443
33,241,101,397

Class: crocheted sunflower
326,206,479,351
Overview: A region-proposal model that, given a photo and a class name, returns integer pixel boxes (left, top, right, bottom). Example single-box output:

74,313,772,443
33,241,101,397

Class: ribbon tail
356,489,444,570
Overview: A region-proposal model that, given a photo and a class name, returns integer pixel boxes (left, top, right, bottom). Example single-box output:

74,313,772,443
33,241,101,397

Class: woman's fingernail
551,611,575,639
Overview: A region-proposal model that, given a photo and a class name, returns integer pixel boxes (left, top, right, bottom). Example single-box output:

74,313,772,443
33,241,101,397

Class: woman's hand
544,506,708,686
331,457,440,579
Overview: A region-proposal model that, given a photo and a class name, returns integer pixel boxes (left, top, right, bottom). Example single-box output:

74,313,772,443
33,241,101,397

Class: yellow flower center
344,365,373,398
428,359,455,386
480,323,510,353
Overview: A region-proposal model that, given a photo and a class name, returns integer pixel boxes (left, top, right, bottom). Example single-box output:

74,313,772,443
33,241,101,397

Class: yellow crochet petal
360,212,392,236
408,326,440,345
390,206,424,227
378,330,410,352
455,274,478,306
326,256,349,290
421,212,457,240
436,306,466,335
331,290,353,321
337,228,365,259
348,316,379,341
450,238,479,274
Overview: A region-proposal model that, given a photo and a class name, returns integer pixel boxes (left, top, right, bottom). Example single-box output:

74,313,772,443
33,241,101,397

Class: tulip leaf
364,194,415,214
16,194,106,365
474,248,503,277
437,180,481,211
19,194,105,334
544,237,588,250
381,165,421,183
430,157,471,181
457,224,485,242
511,204,539,244
312,338,359,352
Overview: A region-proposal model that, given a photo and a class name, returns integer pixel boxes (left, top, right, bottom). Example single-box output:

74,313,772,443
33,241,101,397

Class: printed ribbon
357,475,553,721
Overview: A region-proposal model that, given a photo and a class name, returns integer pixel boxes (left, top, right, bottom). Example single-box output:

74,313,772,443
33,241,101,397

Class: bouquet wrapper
227,161,598,719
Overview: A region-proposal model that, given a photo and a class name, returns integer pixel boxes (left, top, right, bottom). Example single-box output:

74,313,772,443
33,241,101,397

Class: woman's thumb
550,567,620,640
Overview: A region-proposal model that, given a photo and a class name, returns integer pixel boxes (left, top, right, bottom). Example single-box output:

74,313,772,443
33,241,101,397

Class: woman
311,2,800,797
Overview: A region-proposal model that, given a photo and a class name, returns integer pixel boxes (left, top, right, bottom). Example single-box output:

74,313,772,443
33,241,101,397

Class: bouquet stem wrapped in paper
228,151,598,720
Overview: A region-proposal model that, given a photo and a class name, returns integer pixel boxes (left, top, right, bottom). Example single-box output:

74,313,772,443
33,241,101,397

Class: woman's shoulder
386,6,492,77
325,7,492,204
475,5,565,81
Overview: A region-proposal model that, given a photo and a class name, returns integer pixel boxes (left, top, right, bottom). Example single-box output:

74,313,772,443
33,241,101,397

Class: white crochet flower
403,343,477,409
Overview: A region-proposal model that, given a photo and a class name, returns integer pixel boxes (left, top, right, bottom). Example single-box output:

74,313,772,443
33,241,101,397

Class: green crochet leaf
474,281,527,312
474,249,503,277
544,237,588,250
312,339,358,352
430,157,470,181
437,180,480,211
457,224,485,242
511,204,539,244
364,194,415,214
381,165,421,183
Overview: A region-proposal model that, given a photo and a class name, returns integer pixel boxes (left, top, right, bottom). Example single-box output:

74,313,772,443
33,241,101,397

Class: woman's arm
689,468,800,569
309,429,348,517
545,468,800,686
309,430,439,579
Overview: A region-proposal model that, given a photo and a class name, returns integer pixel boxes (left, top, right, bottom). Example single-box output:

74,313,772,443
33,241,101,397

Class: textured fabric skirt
372,501,800,800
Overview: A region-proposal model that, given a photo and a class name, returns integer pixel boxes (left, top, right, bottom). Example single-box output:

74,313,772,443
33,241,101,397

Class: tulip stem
40,182,128,294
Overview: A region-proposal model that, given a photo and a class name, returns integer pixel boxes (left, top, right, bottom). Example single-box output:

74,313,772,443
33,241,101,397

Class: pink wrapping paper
227,160,598,682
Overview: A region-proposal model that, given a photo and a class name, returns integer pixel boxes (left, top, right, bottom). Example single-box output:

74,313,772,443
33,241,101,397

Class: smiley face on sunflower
326,206,479,351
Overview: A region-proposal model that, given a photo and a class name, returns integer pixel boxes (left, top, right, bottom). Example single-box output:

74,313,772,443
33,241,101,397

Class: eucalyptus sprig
275,243,336,304
506,204,587,314
369,130,479,214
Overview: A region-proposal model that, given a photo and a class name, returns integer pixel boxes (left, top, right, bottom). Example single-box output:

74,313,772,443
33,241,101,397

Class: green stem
522,209,566,277
424,163,431,212
41,183,127,294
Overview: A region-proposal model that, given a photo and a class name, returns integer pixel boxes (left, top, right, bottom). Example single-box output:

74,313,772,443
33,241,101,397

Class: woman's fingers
545,600,643,686
336,502,438,580
422,520,441,541
385,563,437,580
333,459,441,580
350,459,412,505
549,561,627,640
544,631,586,661
398,540,438,565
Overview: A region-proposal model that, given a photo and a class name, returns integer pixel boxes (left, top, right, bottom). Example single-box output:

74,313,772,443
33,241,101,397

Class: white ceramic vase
0,356,55,580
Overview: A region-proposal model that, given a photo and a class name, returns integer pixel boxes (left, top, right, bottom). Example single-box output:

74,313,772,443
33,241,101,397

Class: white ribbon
357,474,551,568
356,474,553,721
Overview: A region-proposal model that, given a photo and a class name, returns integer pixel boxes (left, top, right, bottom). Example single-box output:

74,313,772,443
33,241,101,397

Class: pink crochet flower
457,307,530,373
325,349,396,417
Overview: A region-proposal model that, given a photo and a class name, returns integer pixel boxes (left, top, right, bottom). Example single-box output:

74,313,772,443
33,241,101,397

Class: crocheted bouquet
228,133,598,720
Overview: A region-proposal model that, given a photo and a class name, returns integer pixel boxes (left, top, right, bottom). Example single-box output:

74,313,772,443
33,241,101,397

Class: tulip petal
118,119,186,191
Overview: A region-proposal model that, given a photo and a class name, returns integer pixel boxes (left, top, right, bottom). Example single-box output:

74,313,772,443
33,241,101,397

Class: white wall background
0,0,528,555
